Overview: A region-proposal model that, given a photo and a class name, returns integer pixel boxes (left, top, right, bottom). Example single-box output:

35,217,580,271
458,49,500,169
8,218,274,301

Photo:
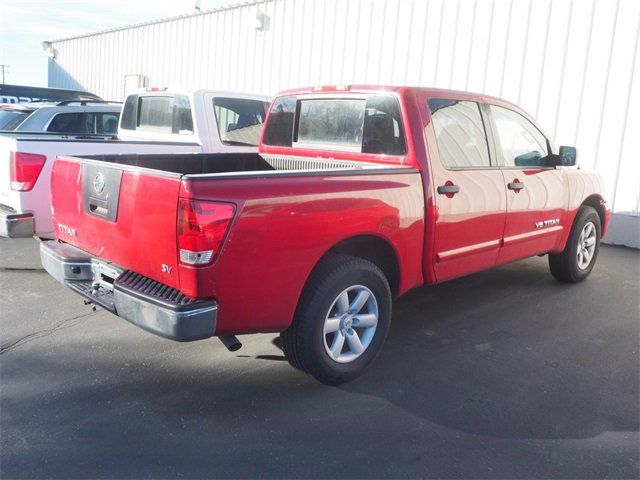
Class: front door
486,104,565,263
426,98,507,282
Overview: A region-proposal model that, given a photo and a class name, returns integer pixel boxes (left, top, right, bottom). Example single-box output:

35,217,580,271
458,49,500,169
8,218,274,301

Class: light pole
0,65,9,83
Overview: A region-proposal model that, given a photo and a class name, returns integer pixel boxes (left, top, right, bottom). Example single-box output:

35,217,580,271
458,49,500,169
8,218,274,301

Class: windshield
0,109,32,130
213,98,268,146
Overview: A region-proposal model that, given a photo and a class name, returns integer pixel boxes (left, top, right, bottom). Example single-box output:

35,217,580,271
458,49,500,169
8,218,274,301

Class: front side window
490,105,548,167
47,113,83,133
213,97,268,146
263,94,406,156
428,98,491,168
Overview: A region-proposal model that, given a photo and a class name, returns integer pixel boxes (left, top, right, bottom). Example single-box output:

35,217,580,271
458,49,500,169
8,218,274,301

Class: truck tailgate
51,156,182,290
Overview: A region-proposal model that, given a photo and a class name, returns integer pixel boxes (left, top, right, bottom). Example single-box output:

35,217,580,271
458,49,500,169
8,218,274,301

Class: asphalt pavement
1,237,638,478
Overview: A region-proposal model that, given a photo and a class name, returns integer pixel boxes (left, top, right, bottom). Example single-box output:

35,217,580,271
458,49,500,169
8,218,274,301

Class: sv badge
161,264,173,274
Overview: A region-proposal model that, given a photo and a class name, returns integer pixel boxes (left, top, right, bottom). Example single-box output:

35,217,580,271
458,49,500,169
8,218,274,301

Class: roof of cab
272,84,544,139
276,84,507,103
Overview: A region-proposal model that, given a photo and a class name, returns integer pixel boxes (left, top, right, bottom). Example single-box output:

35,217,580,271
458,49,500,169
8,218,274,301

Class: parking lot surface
1,237,638,479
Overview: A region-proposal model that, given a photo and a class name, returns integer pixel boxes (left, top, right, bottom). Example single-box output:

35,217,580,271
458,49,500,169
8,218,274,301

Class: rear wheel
281,254,392,385
549,205,601,283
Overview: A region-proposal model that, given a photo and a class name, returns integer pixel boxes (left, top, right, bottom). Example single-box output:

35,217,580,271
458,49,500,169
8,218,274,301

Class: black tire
280,254,392,385
549,205,601,283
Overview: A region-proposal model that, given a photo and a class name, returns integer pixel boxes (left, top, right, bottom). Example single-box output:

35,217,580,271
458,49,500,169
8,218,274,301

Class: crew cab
40,86,610,384
0,89,269,238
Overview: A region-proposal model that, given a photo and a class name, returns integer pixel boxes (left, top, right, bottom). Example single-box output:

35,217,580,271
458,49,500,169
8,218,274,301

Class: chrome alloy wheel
323,285,379,363
577,221,597,270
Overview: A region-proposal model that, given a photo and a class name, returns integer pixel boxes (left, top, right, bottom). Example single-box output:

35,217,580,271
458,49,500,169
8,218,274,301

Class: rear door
485,104,565,263
425,97,506,282
51,156,183,289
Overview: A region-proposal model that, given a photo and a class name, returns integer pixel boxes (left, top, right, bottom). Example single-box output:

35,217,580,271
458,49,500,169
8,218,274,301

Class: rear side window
85,113,119,134
121,94,193,134
427,98,491,168
489,105,548,167
47,113,83,133
0,110,32,130
263,94,406,155
213,97,268,146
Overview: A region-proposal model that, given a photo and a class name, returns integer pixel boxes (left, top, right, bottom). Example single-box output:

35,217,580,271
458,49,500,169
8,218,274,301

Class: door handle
437,184,460,195
508,181,525,191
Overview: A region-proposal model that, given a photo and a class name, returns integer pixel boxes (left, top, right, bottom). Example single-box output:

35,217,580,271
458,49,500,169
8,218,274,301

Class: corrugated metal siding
49,0,640,212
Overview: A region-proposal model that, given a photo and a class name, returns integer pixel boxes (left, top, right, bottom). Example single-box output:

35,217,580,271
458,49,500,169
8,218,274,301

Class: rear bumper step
0,205,34,238
40,240,217,342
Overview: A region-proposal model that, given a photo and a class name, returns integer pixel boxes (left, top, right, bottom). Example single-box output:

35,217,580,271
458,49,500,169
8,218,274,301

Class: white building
45,0,639,242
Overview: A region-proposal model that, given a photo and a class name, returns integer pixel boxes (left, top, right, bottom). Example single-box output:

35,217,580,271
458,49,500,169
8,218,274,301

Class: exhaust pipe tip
219,335,242,352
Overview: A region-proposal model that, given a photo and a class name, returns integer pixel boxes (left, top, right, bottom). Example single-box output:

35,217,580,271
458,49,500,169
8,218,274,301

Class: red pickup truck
41,85,609,384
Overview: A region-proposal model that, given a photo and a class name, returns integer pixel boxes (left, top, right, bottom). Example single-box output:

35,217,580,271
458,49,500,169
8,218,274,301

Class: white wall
49,0,640,213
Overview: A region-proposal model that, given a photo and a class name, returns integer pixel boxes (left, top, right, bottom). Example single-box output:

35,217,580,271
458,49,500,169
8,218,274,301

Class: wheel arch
312,234,401,297
556,194,607,253
581,194,607,236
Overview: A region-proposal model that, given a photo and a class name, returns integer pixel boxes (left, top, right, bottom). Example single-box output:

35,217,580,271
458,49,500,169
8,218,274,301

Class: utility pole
0,65,8,83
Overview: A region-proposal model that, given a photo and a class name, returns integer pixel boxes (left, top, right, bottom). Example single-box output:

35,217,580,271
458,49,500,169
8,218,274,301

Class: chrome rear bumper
0,205,34,238
40,240,217,342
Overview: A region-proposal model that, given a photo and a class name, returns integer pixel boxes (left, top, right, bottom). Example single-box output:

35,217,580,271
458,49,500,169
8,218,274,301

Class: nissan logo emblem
93,172,106,194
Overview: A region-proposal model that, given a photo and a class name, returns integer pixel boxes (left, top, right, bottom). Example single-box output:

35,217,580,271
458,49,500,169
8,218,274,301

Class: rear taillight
10,152,46,191
177,198,235,266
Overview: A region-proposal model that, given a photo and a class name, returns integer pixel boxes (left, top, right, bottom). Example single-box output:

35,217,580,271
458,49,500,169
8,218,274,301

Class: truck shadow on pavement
1,248,638,478
342,250,639,441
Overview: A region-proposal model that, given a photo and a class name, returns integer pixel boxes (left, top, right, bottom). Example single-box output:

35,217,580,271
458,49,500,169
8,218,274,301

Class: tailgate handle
82,165,122,222
88,197,109,217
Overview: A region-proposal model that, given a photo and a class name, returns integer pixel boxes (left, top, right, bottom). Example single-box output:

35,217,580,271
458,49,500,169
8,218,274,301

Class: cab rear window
120,94,193,134
263,94,406,155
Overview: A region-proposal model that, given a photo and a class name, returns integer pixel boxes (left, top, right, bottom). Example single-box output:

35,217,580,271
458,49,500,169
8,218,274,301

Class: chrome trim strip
436,239,502,262
502,225,563,247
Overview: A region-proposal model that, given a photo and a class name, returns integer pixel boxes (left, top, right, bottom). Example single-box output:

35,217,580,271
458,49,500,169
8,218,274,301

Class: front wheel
280,254,392,385
549,205,601,283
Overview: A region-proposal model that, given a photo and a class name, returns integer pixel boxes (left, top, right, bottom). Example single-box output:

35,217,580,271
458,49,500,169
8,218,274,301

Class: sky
0,0,238,86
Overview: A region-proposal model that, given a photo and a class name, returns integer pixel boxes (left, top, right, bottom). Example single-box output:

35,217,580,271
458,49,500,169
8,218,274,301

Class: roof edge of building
47,0,267,44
